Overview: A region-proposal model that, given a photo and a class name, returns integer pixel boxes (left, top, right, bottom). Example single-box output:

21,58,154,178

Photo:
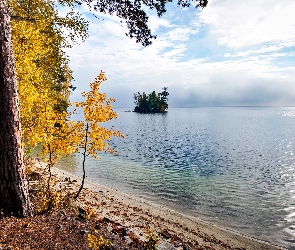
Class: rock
122,228,130,236
77,214,86,221
80,230,88,234
78,207,86,214
183,243,192,250
123,236,133,245
59,210,66,217
107,223,113,232
157,242,177,250
174,241,182,247
161,230,171,239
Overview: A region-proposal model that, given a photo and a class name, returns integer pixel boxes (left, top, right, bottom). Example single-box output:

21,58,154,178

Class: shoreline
39,161,283,249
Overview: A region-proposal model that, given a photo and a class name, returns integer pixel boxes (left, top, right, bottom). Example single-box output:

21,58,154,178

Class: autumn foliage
9,0,87,151
8,0,122,205
9,0,123,162
74,71,124,199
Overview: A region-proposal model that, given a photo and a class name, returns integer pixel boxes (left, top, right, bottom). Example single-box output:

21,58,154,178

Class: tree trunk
0,0,32,216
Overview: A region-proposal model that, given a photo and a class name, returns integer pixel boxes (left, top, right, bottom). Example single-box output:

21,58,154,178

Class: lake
57,107,295,249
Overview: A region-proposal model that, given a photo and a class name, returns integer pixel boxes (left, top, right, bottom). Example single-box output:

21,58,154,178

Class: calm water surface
57,107,295,249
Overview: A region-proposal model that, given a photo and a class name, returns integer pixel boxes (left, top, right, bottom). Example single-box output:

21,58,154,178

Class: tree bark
0,0,32,216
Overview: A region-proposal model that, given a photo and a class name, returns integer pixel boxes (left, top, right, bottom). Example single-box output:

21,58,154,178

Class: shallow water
57,107,295,249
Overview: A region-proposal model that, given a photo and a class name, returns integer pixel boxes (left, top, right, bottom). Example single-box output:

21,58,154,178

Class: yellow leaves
13,17,122,178
144,229,159,250
8,0,90,162
36,190,60,213
20,70,123,172
24,222,31,228
74,71,124,159
85,207,95,219
39,110,84,164
87,234,113,250
9,0,89,156
10,2,74,154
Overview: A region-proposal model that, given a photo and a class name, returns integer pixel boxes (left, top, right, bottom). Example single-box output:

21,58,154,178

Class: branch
11,16,35,23
75,123,89,200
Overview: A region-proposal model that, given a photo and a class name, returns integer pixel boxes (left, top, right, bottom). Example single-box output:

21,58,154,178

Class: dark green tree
159,87,169,112
134,87,169,113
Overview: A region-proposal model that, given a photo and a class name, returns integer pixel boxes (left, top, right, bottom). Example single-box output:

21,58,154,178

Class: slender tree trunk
0,0,32,216
75,123,88,200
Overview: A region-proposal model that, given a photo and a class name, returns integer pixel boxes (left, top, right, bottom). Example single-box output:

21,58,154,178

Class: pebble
107,224,113,232
174,241,182,247
157,242,177,250
122,228,130,236
77,214,86,221
80,230,88,234
161,231,170,239
183,243,192,250
123,236,132,245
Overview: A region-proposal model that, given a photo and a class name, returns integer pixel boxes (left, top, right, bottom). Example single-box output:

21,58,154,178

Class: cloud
148,15,174,32
169,72,295,107
64,0,295,108
199,0,295,48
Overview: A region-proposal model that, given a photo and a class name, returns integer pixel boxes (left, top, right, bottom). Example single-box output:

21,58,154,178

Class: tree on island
0,0,207,217
134,87,169,113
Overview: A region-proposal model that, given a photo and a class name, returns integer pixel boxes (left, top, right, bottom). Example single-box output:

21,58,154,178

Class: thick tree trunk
0,0,32,216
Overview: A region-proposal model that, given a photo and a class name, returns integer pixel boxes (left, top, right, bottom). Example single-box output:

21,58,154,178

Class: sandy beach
39,161,283,250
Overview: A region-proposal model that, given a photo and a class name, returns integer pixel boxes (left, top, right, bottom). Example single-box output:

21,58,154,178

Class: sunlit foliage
75,71,124,157
38,70,124,166
9,0,88,152
9,0,123,198
74,71,124,198
144,228,159,250
88,233,113,249
22,72,123,200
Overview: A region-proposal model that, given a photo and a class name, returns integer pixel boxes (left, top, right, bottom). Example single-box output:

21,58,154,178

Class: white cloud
166,27,197,42
199,0,295,48
148,15,174,32
64,0,295,108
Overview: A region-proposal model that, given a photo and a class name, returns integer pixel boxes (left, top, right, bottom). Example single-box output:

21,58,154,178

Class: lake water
57,107,295,249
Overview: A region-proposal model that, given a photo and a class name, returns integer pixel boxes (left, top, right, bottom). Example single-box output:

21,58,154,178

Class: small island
133,87,169,113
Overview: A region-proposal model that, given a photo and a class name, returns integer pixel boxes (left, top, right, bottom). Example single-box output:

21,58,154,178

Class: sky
64,0,295,108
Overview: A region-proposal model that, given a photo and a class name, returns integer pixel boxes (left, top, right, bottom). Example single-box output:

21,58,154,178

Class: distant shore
34,160,284,250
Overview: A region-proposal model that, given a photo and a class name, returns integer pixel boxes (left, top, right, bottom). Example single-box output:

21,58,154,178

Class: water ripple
57,107,295,249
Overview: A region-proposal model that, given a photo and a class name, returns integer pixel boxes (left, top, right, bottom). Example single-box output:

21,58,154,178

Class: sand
37,161,283,250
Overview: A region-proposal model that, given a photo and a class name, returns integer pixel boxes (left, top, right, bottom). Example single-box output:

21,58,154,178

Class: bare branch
10,15,35,23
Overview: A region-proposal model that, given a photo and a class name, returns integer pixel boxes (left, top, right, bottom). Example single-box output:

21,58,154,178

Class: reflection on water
56,107,295,249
